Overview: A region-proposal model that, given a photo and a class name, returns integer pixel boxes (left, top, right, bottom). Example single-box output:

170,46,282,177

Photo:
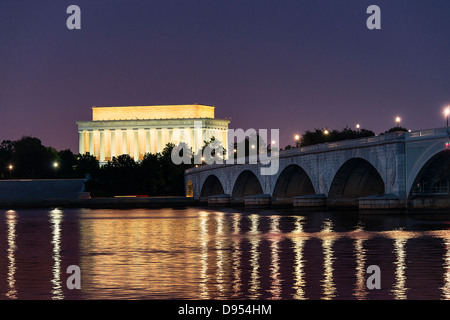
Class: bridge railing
280,131,405,157
405,127,449,140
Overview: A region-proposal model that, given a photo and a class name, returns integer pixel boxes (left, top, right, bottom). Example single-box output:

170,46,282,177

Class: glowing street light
395,116,401,127
324,129,329,135
8,164,13,179
356,124,360,131
444,106,450,128
294,134,300,147
53,162,59,168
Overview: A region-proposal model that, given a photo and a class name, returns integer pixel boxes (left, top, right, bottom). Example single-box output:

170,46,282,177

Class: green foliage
11,136,58,178
86,142,195,197
296,127,376,148
384,126,409,133
232,133,267,158
0,140,13,179
1,136,195,197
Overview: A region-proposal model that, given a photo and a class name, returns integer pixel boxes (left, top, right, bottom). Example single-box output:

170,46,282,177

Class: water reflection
353,238,367,300
199,211,209,299
231,213,242,298
248,214,261,299
353,223,367,300
268,216,282,300
214,211,225,297
292,216,307,299
443,240,450,299
321,219,336,300
5,210,17,300
391,238,408,299
3,208,450,300
49,208,64,300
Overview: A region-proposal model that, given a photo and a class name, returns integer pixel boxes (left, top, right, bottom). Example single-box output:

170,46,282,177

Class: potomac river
1,207,450,300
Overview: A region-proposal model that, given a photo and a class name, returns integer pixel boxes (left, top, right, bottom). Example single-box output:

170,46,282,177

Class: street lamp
294,134,300,147
8,164,13,179
324,129,329,135
53,162,58,168
395,116,401,127
444,106,450,127
356,124,360,131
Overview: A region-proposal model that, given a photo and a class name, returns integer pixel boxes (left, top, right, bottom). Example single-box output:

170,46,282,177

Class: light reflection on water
1,207,450,300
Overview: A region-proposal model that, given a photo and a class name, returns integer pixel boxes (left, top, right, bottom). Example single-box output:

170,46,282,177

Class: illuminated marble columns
77,118,230,162
78,131,85,155
99,130,105,162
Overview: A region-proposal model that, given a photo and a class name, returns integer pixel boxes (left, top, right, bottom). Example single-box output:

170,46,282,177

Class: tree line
0,136,194,197
1,127,408,196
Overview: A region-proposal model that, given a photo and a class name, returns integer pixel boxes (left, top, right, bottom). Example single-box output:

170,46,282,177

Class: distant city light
8,164,13,170
445,106,450,117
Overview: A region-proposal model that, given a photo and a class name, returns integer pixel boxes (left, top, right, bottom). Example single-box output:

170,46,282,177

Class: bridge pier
207,194,231,206
271,197,293,207
293,194,327,209
358,194,402,210
244,194,272,208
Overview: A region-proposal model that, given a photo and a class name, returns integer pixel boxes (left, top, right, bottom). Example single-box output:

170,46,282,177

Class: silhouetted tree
0,140,13,179
299,127,375,147
11,136,58,178
384,126,409,133
73,153,99,177
58,149,76,178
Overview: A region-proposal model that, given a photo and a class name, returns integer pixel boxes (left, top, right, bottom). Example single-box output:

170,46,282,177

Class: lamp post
8,164,13,179
53,162,58,177
294,134,300,148
395,116,401,127
324,129,329,135
444,107,450,128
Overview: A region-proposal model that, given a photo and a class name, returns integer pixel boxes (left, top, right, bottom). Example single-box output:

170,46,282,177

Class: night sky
1,0,449,152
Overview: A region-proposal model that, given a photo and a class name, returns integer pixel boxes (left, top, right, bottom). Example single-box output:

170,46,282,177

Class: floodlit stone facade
77,104,229,162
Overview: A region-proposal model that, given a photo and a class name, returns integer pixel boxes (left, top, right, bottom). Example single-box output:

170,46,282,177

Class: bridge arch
408,149,450,198
407,140,448,196
328,157,385,207
272,164,315,203
231,169,264,203
200,174,225,198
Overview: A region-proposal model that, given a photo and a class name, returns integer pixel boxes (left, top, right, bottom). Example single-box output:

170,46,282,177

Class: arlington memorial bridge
184,127,450,211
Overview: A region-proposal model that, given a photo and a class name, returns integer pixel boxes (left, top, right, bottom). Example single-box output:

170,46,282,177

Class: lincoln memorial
76,104,230,162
